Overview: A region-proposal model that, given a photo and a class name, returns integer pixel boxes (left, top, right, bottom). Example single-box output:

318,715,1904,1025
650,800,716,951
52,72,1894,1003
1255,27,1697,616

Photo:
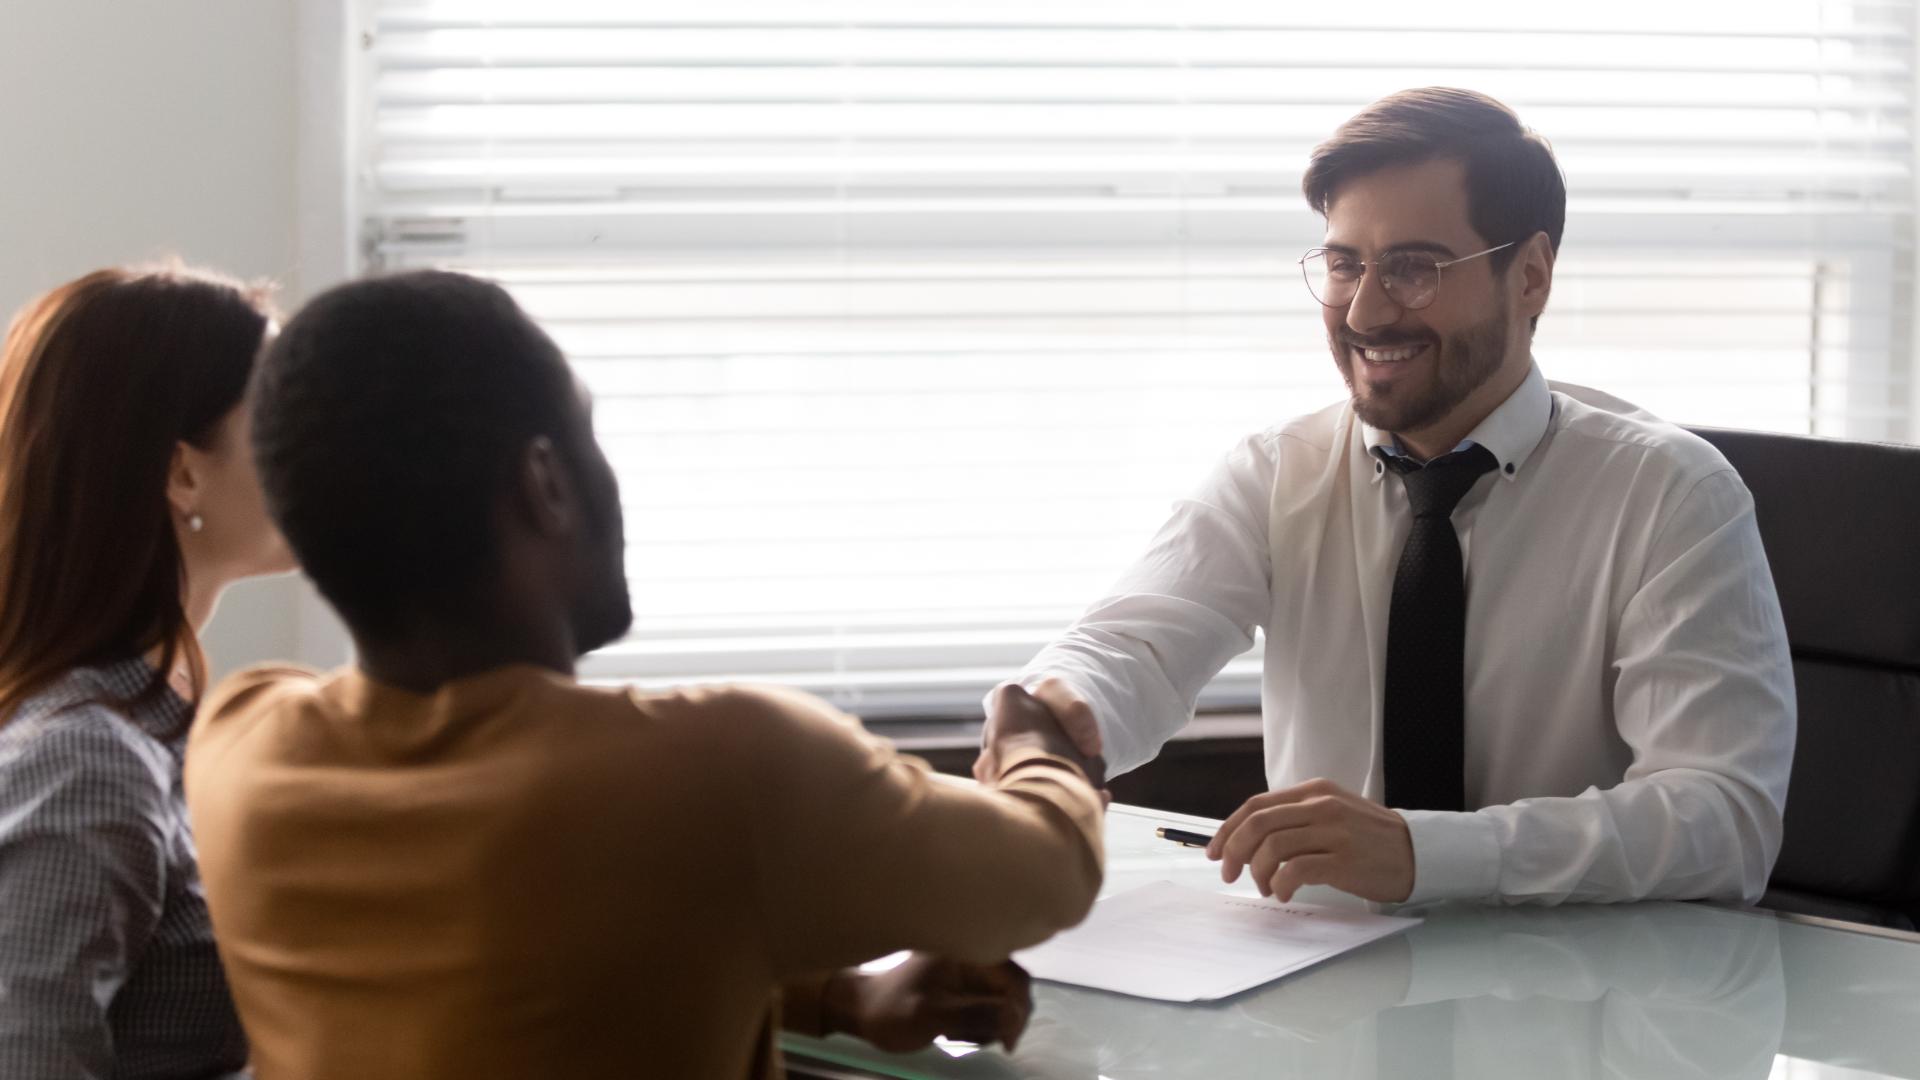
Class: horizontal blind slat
361,1,1916,710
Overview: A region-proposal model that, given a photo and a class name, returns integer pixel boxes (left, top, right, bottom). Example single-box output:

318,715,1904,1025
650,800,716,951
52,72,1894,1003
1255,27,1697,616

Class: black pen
1155,826,1215,849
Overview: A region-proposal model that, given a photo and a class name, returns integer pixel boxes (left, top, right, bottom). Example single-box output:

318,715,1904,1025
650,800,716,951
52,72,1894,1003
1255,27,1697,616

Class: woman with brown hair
0,265,294,1078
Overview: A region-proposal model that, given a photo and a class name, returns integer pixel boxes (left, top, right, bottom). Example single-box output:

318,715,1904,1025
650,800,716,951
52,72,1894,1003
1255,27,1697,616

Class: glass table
784,804,1920,1080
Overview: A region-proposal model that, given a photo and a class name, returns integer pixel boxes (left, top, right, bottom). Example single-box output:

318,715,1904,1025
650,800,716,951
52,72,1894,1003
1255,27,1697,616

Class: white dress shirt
1017,363,1796,904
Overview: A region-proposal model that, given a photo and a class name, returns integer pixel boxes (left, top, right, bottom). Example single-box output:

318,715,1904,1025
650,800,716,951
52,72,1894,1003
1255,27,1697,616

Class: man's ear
514,435,578,538
166,442,202,522
1517,230,1554,321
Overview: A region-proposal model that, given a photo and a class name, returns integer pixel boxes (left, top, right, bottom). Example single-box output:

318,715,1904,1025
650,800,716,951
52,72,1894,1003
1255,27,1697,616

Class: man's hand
1025,678,1103,758
825,954,1035,1053
973,680,1108,792
1207,778,1416,903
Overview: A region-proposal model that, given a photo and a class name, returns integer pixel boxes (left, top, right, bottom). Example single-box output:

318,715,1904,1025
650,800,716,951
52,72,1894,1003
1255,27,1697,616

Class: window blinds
359,0,1915,716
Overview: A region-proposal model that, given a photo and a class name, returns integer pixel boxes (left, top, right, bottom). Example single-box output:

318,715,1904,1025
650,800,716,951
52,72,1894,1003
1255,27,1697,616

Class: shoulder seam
1550,413,1730,485
1637,465,1745,590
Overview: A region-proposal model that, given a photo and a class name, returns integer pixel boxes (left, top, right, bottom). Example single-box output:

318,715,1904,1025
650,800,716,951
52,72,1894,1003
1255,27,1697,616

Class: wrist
993,729,1082,771
1008,741,1104,796
821,968,867,1038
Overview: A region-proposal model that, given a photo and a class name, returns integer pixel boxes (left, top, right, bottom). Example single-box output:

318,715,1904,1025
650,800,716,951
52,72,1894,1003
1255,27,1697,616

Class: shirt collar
1363,362,1552,485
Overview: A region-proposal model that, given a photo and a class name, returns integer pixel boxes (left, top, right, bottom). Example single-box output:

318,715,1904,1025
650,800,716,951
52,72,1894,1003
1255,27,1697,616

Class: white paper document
1015,880,1420,1003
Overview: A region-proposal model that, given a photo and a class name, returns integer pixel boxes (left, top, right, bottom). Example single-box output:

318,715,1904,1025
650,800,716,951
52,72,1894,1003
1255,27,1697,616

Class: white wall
0,0,348,677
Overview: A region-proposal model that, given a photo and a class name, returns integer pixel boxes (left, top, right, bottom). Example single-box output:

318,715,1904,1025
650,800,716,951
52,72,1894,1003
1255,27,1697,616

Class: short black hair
253,271,578,637
1304,87,1566,278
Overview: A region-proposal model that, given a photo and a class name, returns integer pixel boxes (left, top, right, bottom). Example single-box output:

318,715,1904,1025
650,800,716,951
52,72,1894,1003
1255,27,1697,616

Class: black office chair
1690,426,1920,929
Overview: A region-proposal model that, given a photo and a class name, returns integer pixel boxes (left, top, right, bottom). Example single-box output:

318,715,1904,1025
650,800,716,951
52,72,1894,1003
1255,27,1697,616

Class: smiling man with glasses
979,87,1797,909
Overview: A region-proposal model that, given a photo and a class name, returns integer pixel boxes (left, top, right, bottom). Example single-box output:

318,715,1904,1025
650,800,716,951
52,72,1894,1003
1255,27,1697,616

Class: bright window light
359,1,1914,716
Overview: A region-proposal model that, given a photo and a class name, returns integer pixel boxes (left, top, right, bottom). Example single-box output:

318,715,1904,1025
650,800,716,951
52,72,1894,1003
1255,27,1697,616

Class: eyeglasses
1298,241,1515,311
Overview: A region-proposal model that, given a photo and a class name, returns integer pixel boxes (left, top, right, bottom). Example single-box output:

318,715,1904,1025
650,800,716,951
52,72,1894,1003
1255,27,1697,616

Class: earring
188,514,204,533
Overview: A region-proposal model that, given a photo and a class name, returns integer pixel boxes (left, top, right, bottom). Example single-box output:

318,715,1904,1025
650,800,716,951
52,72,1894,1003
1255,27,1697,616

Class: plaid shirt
0,659,248,1079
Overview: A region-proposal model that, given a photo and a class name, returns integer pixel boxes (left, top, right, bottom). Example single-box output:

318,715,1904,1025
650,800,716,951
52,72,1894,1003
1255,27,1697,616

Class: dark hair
0,265,274,728
1303,87,1566,300
252,270,579,638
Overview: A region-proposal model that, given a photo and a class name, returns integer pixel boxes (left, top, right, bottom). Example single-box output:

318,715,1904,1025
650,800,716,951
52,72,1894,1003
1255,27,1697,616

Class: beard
568,447,636,657
1331,299,1511,437
573,558,633,657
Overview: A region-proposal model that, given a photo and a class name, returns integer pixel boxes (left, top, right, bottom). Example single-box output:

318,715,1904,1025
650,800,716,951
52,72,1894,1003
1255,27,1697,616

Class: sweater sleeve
723,685,1104,975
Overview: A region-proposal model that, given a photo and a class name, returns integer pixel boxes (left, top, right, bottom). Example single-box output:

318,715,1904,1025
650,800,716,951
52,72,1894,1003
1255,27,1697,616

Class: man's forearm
1403,770,1781,905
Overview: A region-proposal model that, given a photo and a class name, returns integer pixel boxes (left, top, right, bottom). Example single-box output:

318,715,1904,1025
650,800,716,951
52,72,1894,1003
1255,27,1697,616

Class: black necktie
1382,444,1498,813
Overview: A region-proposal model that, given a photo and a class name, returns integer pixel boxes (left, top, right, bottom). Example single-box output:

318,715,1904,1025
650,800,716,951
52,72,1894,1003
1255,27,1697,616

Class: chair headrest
1690,426,1920,670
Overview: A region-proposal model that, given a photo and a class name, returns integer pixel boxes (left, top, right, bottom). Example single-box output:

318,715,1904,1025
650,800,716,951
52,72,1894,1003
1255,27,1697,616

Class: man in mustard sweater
185,271,1106,1079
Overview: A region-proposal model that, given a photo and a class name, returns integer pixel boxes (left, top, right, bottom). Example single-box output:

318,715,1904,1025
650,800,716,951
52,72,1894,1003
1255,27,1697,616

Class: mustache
1336,331,1438,350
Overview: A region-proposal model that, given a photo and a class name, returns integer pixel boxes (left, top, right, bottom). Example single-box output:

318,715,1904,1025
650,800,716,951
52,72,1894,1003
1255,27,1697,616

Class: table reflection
789,808,1919,1080
971,901,1783,1079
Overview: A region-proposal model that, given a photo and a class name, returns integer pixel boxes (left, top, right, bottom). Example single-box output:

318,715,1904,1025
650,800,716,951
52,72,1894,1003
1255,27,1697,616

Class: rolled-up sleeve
0,716,172,1080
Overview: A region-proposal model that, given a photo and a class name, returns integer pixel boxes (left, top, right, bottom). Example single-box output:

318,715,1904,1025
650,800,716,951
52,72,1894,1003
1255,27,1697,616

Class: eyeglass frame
1297,240,1517,311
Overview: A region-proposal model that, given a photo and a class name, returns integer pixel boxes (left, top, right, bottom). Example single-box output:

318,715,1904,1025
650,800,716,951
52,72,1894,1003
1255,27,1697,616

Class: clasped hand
1207,778,1417,904
972,679,1108,794
826,953,1034,1053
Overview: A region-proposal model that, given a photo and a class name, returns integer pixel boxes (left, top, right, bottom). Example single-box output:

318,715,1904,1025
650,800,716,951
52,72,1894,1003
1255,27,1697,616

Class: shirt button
1503,463,1516,475
1375,462,1385,475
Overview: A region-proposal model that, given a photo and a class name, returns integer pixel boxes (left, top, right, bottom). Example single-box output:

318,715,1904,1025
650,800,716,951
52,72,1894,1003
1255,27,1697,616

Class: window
358,0,1915,716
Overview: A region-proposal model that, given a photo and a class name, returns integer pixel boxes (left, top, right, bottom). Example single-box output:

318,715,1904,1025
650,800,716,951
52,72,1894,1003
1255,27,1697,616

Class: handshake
972,679,1110,797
